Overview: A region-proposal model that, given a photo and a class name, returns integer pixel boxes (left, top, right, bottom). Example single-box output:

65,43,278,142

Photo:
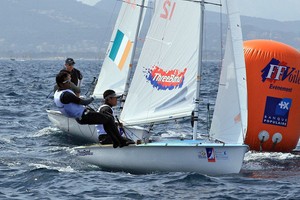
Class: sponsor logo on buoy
261,58,300,86
263,96,292,127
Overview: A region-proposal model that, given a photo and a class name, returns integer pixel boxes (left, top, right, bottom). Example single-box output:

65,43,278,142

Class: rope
115,115,134,140
259,136,265,152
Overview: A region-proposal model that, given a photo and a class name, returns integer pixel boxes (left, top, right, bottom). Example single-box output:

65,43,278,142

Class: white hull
75,140,248,175
47,109,150,143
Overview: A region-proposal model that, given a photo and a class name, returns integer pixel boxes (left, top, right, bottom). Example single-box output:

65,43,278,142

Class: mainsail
120,0,201,125
93,0,148,98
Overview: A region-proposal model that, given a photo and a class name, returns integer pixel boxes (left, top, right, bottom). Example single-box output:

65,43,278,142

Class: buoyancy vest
54,89,85,118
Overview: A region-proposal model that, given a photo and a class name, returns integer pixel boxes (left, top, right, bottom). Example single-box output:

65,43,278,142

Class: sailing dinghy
47,0,151,143
75,0,249,175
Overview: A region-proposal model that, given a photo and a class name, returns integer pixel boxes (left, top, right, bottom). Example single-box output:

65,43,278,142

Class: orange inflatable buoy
244,40,300,152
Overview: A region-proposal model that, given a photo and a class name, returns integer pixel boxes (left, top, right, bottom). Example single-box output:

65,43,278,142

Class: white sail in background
120,0,201,125
209,0,247,144
93,0,148,98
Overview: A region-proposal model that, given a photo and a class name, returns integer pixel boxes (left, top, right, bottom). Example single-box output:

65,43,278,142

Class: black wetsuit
69,68,82,86
97,104,134,145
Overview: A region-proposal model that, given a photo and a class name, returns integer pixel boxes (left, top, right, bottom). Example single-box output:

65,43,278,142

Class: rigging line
84,77,97,97
77,121,85,136
182,0,222,7
67,118,70,132
203,1,222,6
115,115,130,139
101,110,131,139
206,102,210,134
219,0,223,67
46,88,54,98
123,126,141,140
88,124,97,138
98,0,121,61
118,0,153,9
77,121,96,138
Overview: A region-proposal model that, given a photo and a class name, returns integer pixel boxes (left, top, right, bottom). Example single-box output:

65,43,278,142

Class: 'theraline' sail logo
144,66,187,90
261,58,300,84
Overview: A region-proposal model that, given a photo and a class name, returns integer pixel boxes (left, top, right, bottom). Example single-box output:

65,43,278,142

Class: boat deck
78,139,246,149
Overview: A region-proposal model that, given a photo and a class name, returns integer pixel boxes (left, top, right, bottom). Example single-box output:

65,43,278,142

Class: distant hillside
0,0,120,59
0,0,299,59
241,16,300,50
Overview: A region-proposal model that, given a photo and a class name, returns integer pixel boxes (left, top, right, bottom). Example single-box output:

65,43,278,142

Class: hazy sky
77,0,300,22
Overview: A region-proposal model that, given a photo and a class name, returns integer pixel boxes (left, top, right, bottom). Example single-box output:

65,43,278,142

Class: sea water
0,59,299,199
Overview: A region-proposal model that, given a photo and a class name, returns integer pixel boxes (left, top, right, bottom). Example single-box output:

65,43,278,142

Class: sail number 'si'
160,0,176,20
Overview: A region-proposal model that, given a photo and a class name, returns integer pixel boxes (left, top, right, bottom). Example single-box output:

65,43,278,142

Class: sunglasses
62,78,71,84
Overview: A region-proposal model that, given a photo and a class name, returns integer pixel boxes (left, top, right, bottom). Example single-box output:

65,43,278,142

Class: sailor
96,89,134,145
54,71,129,148
53,58,82,97
63,58,83,87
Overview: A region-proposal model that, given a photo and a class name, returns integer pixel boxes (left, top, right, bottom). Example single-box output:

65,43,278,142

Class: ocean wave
28,163,76,173
31,126,60,137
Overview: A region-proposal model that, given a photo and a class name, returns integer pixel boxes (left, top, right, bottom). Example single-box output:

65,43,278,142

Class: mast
192,0,205,140
120,0,146,111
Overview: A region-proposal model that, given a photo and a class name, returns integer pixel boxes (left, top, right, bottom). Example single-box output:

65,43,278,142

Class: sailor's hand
80,97,94,105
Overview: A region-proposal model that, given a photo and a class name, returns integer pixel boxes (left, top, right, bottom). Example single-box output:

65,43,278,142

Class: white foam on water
31,126,60,137
0,136,13,144
29,163,76,173
244,151,300,162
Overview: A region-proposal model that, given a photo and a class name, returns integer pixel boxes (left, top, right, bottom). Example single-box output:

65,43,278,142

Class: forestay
93,0,148,98
120,0,201,125
209,0,247,144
